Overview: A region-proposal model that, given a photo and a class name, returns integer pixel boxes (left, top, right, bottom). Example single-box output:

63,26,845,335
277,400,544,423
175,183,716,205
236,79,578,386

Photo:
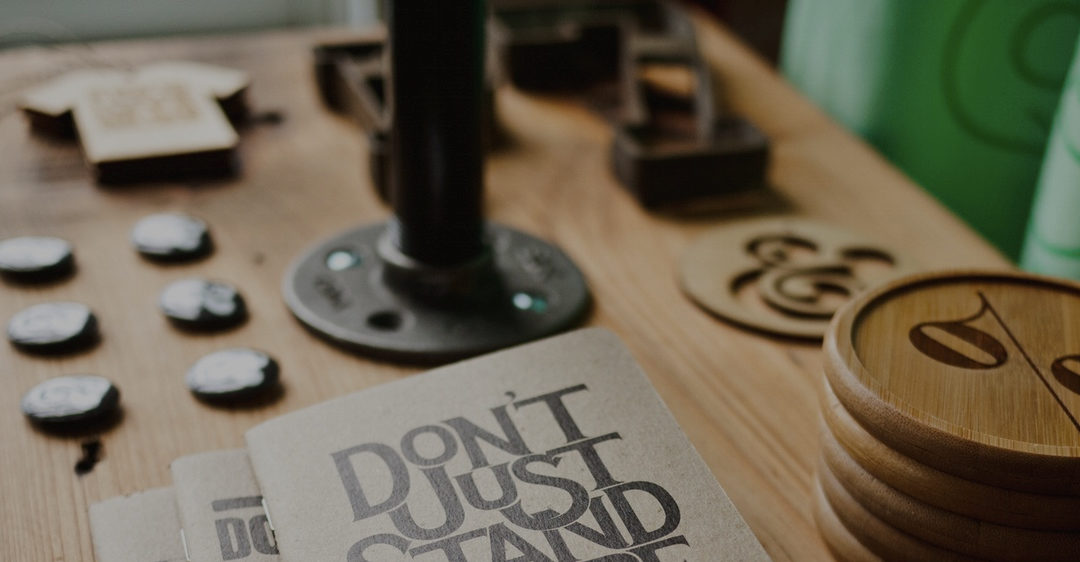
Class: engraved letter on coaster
679,217,914,339
172,449,279,561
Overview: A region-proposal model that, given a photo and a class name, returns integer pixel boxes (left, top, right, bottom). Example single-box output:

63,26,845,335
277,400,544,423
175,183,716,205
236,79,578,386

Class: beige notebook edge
89,486,187,562
171,448,280,561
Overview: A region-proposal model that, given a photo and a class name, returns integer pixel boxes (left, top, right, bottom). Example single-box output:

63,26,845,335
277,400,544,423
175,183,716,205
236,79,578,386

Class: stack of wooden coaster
813,271,1080,561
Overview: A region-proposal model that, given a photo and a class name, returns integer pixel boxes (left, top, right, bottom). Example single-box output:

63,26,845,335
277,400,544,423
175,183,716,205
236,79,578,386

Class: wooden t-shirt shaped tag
19,61,249,183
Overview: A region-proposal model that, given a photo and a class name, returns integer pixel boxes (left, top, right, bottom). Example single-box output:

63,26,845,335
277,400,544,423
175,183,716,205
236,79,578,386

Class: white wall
0,0,378,46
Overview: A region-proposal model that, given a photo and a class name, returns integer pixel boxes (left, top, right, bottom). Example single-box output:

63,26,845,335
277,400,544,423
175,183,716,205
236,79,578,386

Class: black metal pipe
386,0,487,267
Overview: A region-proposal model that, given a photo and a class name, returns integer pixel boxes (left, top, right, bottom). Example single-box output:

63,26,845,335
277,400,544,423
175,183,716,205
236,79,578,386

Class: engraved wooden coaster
815,461,979,562
19,61,249,183
679,217,914,339
825,270,1080,495
821,423,1080,560
810,477,880,562
821,378,1080,531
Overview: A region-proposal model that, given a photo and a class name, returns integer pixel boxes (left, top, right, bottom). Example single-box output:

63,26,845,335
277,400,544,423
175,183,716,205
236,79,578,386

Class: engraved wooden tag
680,217,913,339
825,270,1080,495
19,61,249,183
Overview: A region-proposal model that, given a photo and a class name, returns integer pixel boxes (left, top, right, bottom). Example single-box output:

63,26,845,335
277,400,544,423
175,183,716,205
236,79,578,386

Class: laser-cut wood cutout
826,270,1080,496
679,217,914,339
19,61,249,183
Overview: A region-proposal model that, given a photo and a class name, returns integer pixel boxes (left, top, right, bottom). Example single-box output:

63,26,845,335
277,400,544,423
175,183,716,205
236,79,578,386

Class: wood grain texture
825,271,1080,495
821,378,1080,531
821,424,1080,560
810,477,880,562
0,12,1010,561
816,461,980,562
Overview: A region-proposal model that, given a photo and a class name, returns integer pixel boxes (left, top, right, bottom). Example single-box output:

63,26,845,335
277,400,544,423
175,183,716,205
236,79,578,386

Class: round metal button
186,348,280,402
160,278,246,331
21,375,120,426
8,302,99,354
131,213,212,262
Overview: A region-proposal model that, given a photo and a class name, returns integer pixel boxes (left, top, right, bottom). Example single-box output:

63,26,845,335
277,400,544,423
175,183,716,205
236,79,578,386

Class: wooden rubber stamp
19,61,249,183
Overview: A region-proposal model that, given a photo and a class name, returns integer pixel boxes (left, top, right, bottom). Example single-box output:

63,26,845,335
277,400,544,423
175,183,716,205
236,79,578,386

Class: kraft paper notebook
246,328,769,561
171,449,280,561
89,486,186,562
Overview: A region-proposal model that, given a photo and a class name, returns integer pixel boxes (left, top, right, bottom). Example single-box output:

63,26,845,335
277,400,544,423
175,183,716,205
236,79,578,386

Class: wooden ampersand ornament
679,217,914,339
826,270,1080,496
19,61,249,183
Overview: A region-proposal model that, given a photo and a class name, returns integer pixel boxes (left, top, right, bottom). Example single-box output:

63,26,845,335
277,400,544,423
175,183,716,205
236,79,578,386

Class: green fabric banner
782,0,1080,259
1021,35,1080,278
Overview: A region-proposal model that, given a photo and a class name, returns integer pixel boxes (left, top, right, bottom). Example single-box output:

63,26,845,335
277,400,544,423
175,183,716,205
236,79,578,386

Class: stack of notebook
89,329,770,561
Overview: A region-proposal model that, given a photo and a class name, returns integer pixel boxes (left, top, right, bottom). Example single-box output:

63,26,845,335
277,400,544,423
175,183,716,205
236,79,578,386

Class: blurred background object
8,0,1080,275
0,0,378,47
1020,35,1080,278
686,0,788,63
781,0,1080,260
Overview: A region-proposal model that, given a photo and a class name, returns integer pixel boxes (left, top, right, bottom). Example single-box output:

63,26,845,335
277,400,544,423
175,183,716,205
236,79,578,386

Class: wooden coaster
19,61,249,183
822,377,1080,531
811,476,881,562
825,270,1080,495
821,422,1080,560
680,217,913,339
816,459,980,562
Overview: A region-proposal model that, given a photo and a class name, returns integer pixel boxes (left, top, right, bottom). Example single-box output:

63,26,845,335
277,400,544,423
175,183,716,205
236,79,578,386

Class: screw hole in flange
512,291,548,313
367,310,403,331
326,249,362,271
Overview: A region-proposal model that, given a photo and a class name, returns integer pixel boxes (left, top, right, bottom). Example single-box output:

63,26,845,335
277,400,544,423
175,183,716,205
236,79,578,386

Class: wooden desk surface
0,13,1009,561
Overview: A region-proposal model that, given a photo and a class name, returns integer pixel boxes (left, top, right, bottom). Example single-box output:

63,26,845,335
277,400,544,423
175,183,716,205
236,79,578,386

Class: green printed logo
944,0,1080,154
